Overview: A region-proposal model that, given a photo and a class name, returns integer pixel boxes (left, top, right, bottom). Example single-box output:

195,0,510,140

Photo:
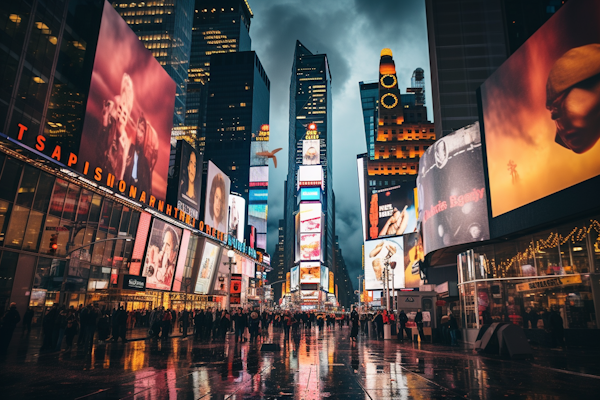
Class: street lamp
225,249,236,312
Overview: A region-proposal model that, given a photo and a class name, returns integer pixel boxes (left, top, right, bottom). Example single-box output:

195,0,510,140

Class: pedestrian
549,306,565,348
55,308,68,351
375,311,384,340
350,307,359,341
64,309,78,350
22,307,34,337
194,309,204,340
0,302,21,354
162,309,172,340
97,311,111,343
249,310,260,343
80,303,99,352
448,311,459,346
415,308,424,341
220,311,230,341
398,310,409,341
181,309,189,338
41,304,58,351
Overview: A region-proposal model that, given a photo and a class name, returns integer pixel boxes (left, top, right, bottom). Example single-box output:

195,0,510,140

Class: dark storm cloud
252,0,431,288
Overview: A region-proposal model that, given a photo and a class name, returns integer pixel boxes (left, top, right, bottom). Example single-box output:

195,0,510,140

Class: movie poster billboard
141,219,183,291
480,0,600,218
299,203,321,233
290,266,300,292
78,1,176,201
300,233,321,261
194,240,221,294
364,238,404,290
302,140,320,165
175,140,202,220
204,161,230,233
417,122,490,255
403,232,424,288
320,266,329,291
228,194,245,242
300,262,320,284
367,184,417,240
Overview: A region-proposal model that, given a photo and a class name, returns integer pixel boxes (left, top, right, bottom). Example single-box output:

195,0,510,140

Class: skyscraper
182,0,253,149
112,0,194,127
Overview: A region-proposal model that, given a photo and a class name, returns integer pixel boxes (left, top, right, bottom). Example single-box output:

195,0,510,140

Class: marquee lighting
380,74,397,89
381,93,398,109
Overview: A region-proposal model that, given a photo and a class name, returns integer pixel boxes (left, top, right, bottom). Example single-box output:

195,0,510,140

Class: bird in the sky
256,148,283,168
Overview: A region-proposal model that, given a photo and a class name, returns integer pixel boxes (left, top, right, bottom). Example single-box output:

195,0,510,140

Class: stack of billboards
248,124,271,251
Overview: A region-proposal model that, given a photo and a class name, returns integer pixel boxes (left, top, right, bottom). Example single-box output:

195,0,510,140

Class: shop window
88,194,103,223
99,200,113,232
119,206,131,235
62,184,80,221
32,257,64,292
16,165,40,208
40,215,62,255
76,190,92,222
91,230,107,265
22,210,44,251
109,203,122,235
0,201,12,246
32,172,54,213
128,211,140,236
49,179,68,217
532,229,561,276
0,158,23,202
4,205,30,248
557,221,591,274
0,251,19,311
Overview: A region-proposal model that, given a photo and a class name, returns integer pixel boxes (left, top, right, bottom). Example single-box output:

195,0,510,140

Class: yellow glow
33,77,45,84
9,14,21,23
48,36,57,45
380,74,397,89
381,93,398,109
380,48,393,57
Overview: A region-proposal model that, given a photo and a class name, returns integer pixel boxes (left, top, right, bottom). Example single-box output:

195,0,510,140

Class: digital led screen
480,0,600,217
300,233,321,261
204,161,230,234
364,238,404,290
300,188,321,201
300,262,320,284
302,139,320,165
129,211,152,275
175,140,202,220
249,166,269,184
290,266,300,292
250,142,269,166
299,202,321,233
78,1,176,201
248,204,267,232
367,184,417,240
249,189,268,203
402,232,424,288
320,265,329,291
256,233,267,251
171,229,191,292
298,165,323,188
417,122,490,255
329,271,334,294
302,290,319,300
141,219,183,291
228,194,245,243
194,240,221,294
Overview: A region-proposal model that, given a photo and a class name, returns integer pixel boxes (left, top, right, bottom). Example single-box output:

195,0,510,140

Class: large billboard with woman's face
78,0,176,201
141,219,182,291
204,161,230,233
194,240,221,294
177,141,202,220
480,0,600,218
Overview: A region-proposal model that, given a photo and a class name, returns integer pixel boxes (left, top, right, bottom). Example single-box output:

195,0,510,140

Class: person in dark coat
248,311,260,343
415,309,424,341
194,309,204,340
64,309,79,350
0,302,21,354
350,307,359,341
374,311,384,340
219,311,230,341
181,309,190,338
22,307,34,336
41,304,58,351
80,303,99,352
549,306,565,348
398,310,409,341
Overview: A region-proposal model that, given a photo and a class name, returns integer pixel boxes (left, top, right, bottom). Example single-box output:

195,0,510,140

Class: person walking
448,311,459,346
415,309,424,341
249,310,260,343
398,310,409,341
162,309,172,340
54,308,68,351
375,311,384,340
220,311,230,341
22,307,33,337
350,307,359,341
41,304,58,351
64,309,79,350
181,309,190,338
80,303,99,352
0,302,21,354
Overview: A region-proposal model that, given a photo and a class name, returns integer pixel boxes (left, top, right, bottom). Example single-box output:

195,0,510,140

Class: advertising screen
320,266,329,291
194,240,221,294
417,122,490,255
250,142,269,166
176,141,202,220
141,219,183,291
249,189,268,203
298,165,323,188
300,262,320,284
364,238,404,290
228,194,245,242
300,233,321,261
403,232,424,288
302,290,319,300
256,233,267,251
204,161,230,233
248,204,267,232
128,211,152,275
367,184,417,240
290,266,300,292
299,203,322,233
171,229,191,292
302,139,320,165
480,0,600,217
300,188,321,201
329,271,334,294
285,272,291,294
78,1,176,201
212,248,230,295
249,166,269,185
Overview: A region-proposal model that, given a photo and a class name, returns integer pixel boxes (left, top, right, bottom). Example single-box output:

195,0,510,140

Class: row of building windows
372,165,417,171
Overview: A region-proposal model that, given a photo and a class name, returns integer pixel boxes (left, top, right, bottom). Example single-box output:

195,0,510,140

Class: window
16,166,40,208
49,179,68,217
32,173,54,213
0,158,22,202
415,146,419,150
0,201,12,246
4,206,29,248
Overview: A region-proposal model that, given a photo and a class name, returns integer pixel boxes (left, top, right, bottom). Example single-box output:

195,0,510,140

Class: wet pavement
1,325,599,399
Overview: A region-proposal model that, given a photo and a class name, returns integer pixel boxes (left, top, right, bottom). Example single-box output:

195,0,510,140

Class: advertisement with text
367,183,417,240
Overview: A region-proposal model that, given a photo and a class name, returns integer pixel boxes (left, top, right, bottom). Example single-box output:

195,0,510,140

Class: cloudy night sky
249,0,433,289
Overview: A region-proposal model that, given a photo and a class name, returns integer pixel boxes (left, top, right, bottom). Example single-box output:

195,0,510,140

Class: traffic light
49,234,58,255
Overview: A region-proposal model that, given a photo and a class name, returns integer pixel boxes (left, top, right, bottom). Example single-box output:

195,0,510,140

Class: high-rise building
426,0,566,137
112,0,194,127
268,219,286,301
201,51,270,244
183,0,253,149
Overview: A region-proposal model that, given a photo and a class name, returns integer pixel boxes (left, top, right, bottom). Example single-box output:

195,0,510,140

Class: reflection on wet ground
1,326,599,399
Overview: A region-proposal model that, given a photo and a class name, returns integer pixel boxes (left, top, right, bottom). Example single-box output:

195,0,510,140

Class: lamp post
358,274,364,310
225,250,236,312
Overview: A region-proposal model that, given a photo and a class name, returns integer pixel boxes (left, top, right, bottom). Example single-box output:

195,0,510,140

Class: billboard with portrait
228,194,245,242
299,203,322,233
367,184,417,240
141,219,183,291
364,238,404,290
417,122,490,255
302,140,320,165
300,233,321,261
290,266,300,292
176,140,202,220
78,1,175,201
480,0,600,218
320,266,329,291
194,240,221,294
403,232,424,288
300,262,320,284
204,161,230,233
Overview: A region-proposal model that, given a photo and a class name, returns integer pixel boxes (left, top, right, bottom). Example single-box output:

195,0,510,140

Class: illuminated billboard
256,234,267,251
171,229,191,292
128,212,152,275
299,203,321,233
403,232,424,288
300,262,320,284
417,122,490,254
141,219,183,291
329,271,334,294
78,1,176,201
480,0,600,218
302,139,320,165
364,238,404,290
194,240,221,294
249,166,269,185
285,272,291,294
204,161,230,233
300,188,321,201
248,204,267,232
228,194,245,242
298,165,323,188
300,233,321,261
320,266,329,291
249,189,268,203
290,266,300,292
367,184,417,240
302,290,319,300
172,140,202,220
